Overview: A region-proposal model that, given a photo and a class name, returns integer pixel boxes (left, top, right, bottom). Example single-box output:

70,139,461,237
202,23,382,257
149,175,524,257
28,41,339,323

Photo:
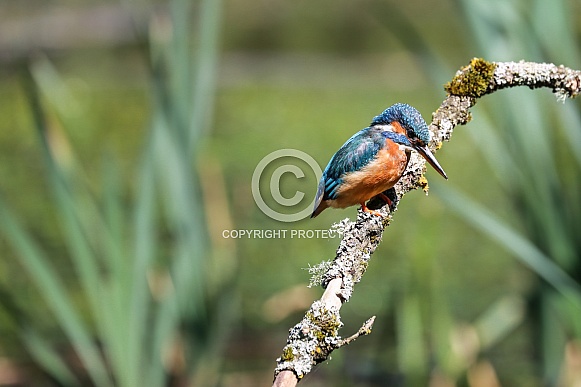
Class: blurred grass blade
531,0,580,65
371,1,450,85
0,287,80,385
541,292,568,381
25,65,100,292
22,66,113,385
23,330,81,386
188,0,222,146
474,295,525,349
397,295,427,379
556,104,581,169
147,117,206,385
465,109,521,188
99,155,134,386
126,129,158,387
29,56,87,132
145,0,222,382
101,154,127,284
0,198,110,386
433,183,581,306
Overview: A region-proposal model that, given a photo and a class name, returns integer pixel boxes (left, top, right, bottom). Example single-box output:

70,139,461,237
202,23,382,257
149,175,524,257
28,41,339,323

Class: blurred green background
1,0,581,386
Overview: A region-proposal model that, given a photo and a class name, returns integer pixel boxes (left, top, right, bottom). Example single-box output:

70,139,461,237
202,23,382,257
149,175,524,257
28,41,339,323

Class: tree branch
272,59,581,386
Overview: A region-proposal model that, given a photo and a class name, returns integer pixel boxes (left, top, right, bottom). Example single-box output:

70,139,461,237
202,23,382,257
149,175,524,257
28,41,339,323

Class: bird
311,103,447,218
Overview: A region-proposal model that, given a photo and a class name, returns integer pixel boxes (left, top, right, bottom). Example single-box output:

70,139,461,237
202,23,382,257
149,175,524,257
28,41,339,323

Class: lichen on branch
444,58,497,98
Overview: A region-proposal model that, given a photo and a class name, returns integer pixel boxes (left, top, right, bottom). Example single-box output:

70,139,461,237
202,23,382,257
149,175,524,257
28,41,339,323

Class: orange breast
330,140,410,208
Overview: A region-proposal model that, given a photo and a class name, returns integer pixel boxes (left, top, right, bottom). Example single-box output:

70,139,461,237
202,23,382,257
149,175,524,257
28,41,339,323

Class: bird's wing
319,128,384,201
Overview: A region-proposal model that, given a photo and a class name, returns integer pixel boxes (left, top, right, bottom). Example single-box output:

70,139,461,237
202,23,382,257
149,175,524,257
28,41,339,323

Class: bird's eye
409,137,424,147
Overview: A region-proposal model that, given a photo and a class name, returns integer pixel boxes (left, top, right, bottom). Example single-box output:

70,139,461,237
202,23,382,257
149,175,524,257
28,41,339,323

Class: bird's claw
360,203,383,217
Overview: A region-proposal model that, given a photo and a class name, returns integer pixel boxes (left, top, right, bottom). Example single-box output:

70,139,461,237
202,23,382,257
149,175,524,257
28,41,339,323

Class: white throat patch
376,124,396,133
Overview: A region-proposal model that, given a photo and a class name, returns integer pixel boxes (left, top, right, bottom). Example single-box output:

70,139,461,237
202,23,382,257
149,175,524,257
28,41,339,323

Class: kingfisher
311,103,447,218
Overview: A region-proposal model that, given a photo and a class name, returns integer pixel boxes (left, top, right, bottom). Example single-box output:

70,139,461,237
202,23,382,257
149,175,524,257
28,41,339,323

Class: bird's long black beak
414,144,448,179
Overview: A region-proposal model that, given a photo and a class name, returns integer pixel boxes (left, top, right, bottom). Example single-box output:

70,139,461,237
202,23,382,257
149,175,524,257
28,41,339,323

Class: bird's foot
377,192,393,207
360,203,383,217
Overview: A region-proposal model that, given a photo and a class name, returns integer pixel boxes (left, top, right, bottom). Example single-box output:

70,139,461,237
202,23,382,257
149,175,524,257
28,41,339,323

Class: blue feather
383,131,411,147
318,127,385,201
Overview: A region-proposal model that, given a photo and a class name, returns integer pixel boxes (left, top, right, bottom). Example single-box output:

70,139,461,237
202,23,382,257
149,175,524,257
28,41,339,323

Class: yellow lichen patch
306,308,342,344
445,58,497,98
319,314,341,336
381,216,392,228
281,346,295,362
417,175,429,193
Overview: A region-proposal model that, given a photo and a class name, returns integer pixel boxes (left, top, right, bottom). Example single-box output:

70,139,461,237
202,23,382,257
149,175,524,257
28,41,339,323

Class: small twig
272,59,581,386
337,316,376,348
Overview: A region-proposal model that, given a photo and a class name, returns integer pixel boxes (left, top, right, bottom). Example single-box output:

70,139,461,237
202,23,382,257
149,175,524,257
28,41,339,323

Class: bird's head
372,103,448,179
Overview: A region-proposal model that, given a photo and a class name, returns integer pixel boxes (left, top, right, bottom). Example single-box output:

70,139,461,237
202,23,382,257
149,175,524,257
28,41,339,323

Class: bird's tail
311,201,328,218
311,178,327,218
